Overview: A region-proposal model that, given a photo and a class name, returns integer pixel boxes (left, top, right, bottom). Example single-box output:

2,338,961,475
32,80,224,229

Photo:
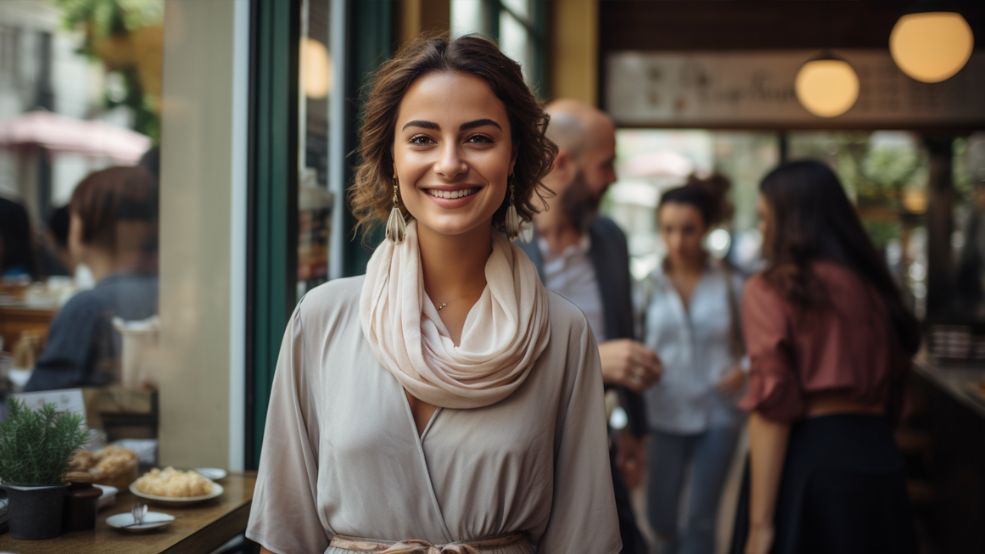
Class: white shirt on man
538,235,607,342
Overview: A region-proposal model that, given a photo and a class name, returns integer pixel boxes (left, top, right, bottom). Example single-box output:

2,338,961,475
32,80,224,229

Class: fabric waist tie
329,532,529,553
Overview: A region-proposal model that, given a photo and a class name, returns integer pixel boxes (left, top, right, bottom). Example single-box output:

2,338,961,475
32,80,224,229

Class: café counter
910,363,985,552
0,473,255,554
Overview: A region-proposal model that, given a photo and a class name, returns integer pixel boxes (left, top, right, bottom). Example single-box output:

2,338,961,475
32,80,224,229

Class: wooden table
0,304,56,355
0,473,255,553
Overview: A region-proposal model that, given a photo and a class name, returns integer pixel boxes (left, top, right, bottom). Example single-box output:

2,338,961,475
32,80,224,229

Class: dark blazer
519,216,648,437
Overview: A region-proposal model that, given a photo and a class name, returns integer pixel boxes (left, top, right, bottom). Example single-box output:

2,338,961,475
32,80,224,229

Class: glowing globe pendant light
300,37,332,99
795,52,860,118
890,10,974,83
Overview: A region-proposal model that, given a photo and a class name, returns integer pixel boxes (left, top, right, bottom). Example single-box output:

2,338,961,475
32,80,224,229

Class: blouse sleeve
539,318,622,553
738,276,804,422
246,302,329,553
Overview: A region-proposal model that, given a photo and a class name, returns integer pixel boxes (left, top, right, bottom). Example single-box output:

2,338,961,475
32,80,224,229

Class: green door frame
340,0,394,277
246,0,396,468
246,0,301,469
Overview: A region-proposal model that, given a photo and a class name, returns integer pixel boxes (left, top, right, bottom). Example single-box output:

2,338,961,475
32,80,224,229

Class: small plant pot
4,484,68,539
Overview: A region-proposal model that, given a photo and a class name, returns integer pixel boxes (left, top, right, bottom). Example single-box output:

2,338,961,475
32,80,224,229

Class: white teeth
426,188,478,199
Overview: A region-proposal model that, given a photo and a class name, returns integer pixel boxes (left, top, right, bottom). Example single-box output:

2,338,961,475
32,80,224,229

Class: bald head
545,99,615,160
535,100,618,231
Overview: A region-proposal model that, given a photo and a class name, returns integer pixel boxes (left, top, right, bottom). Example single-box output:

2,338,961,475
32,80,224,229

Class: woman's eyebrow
460,119,502,131
401,120,439,131
400,119,503,132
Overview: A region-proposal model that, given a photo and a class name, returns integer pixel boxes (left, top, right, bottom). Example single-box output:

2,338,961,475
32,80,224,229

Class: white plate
95,484,119,510
194,467,227,481
106,510,175,532
129,481,223,505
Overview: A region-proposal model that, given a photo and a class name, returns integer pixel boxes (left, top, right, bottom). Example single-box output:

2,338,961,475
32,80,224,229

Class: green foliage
953,137,973,199
56,0,163,41
54,0,163,140
0,399,89,486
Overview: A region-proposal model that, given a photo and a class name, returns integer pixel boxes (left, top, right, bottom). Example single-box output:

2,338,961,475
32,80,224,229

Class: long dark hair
350,34,557,238
759,160,919,354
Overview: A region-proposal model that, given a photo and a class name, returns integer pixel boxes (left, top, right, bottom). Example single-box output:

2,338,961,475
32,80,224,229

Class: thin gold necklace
436,302,448,312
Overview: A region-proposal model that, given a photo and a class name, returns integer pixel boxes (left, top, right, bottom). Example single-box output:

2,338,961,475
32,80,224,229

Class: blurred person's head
0,196,38,280
657,185,715,269
685,171,733,227
757,159,919,352
69,166,159,280
349,34,556,241
541,100,617,230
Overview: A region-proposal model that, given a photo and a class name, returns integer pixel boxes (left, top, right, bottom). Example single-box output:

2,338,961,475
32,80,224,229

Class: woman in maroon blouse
731,160,920,554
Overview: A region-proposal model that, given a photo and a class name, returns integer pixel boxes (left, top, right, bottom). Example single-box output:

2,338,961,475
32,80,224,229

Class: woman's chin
414,216,494,240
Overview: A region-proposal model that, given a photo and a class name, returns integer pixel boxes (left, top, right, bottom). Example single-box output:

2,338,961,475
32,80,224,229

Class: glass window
0,0,162,442
606,127,985,326
451,0,544,91
298,0,334,297
788,131,929,316
604,129,779,280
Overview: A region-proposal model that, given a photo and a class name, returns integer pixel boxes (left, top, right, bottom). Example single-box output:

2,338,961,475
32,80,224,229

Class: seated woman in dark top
25,166,159,391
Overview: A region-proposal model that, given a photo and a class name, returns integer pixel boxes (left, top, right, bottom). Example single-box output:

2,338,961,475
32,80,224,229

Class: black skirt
730,414,917,554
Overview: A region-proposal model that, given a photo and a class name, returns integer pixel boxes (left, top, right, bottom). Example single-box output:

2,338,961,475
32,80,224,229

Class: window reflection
297,0,333,297
0,1,162,440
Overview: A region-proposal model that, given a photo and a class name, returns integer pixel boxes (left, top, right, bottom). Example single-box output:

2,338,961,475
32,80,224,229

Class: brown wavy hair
349,34,557,238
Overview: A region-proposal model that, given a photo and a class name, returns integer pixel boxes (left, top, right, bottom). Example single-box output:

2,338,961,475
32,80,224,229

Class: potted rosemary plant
0,399,89,539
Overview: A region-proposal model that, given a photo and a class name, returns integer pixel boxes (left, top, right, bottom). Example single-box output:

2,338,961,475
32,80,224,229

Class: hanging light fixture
300,37,332,99
890,8,974,83
795,51,860,118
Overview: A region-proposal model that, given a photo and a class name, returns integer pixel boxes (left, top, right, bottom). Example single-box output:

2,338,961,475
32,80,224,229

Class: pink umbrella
0,110,151,164
622,150,694,179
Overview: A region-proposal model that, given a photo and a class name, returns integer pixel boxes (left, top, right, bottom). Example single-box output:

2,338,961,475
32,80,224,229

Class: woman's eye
466,134,493,144
409,135,435,145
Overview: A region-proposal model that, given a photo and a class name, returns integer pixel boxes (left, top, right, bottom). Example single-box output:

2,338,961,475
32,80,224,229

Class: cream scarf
359,221,551,409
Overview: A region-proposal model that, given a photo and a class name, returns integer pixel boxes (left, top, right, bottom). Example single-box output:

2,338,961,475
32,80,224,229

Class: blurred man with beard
520,100,661,553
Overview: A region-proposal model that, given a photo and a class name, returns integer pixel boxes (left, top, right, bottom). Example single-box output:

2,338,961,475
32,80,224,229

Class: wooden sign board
605,50,985,129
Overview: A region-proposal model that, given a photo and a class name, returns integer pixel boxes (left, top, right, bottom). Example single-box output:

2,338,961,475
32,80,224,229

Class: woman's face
658,202,707,266
392,70,514,240
757,193,774,256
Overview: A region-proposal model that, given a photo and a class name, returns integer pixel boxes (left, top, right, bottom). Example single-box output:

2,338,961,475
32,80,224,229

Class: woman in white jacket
641,183,746,554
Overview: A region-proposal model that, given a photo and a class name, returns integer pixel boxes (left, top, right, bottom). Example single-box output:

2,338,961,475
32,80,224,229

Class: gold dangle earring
504,176,521,241
386,175,407,243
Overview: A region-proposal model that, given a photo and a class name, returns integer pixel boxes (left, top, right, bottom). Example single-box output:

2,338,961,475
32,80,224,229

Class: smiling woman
246,35,622,554
393,71,514,241
349,36,555,241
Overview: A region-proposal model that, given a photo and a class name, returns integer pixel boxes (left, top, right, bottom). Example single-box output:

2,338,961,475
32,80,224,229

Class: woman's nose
434,143,467,180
